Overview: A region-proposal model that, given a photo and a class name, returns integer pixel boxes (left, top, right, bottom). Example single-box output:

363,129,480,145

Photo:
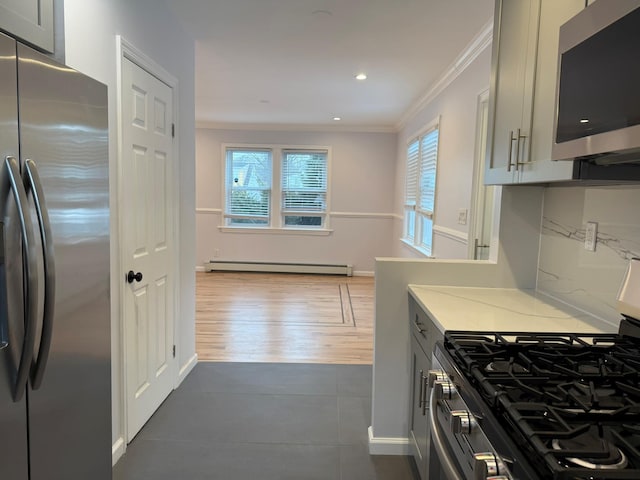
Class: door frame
115,35,181,454
468,88,500,261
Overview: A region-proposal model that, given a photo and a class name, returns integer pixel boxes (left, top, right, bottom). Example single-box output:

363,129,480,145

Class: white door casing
121,54,176,442
469,89,497,261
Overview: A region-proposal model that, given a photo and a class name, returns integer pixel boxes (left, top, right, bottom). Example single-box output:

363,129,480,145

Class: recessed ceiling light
355,73,367,80
333,117,341,121
259,99,270,104
580,118,589,123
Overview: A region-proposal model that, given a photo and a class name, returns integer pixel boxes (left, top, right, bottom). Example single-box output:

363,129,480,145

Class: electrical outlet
584,222,597,251
213,248,220,258
458,209,468,225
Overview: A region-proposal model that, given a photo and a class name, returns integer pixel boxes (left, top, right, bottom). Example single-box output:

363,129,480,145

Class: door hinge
172,345,176,358
171,123,175,138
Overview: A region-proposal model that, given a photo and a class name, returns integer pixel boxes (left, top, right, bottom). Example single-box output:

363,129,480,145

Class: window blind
418,128,439,216
405,139,419,206
403,120,440,254
281,150,327,213
225,149,272,222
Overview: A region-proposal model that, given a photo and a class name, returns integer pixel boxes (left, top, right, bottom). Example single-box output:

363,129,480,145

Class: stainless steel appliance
0,31,111,479
428,259,640,479
552,0,640,166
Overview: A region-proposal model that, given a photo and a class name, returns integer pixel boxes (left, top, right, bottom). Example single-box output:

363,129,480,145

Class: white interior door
122,56,175,441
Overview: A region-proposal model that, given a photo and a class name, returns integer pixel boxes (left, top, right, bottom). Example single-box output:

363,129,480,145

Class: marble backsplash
537,185,640,327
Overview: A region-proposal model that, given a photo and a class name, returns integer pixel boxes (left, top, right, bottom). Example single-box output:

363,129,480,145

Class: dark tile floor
114,363,416,480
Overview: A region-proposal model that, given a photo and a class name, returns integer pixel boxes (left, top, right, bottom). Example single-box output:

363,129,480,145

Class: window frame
281,149,328,229
403,117,440,256
223,147,273,226
220,143,332,233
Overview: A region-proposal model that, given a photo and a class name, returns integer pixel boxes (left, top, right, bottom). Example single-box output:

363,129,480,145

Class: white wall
196,128,397,273
393,46,492,259
538,185,640,325
63,0,196,462
370,185,544,452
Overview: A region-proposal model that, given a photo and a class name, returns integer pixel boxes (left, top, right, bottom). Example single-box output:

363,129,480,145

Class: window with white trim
223,145,329,230
281,150,328,227
224,148,272,226
404,121,439,255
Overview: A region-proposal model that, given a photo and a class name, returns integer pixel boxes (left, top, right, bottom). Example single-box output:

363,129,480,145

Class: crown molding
396,18,493,131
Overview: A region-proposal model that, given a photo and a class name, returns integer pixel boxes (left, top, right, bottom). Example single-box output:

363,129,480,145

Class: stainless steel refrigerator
0,32,111,479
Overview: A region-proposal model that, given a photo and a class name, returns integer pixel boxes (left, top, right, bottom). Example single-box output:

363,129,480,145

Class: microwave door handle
429,386,463,480
5,156,39,402
0,222,7,352
24,159,55,389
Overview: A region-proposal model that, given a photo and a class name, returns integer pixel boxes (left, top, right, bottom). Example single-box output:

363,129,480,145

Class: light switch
584,222,597,251
458,209,468,225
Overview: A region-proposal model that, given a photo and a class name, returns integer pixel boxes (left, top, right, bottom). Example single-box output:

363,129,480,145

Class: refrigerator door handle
5,156,39,401
24,159,56,389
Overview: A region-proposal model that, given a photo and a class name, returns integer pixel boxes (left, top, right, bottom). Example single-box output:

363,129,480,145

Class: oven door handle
429,387,463,480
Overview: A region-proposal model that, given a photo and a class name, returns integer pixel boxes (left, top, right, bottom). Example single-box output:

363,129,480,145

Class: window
224,148,272,226
281,150,327,227
404,121,439,255
223,145,329,230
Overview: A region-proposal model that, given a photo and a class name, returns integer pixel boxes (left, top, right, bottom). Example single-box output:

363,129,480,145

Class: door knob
127,270,143,283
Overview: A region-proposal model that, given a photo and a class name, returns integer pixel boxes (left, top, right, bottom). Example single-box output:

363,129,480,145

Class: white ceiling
165,0,494,129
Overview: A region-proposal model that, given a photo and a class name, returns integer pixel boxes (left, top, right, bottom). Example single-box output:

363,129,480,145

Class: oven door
428,354,512,480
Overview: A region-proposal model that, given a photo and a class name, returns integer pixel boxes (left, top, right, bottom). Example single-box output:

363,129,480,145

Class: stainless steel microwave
552,0,640,166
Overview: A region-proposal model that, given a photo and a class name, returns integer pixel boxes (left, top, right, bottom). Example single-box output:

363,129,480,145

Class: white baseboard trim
199,265,370,276
112,436,125,466
205,260,352,276
353,270,374,277
368,426,411,455
178,353,198,385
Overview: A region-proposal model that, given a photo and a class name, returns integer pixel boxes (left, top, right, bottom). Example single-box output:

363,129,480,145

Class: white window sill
400,238,433,258
219,226,333,236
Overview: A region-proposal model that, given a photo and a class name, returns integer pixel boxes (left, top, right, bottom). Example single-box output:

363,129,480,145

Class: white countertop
408,285,617,335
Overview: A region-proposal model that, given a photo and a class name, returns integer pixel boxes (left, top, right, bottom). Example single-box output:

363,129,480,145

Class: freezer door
17,43,111,480
0,32,29,480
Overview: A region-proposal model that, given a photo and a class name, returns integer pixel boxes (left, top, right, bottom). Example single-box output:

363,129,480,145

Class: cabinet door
485,0,540,185
409,335,430,480
0,0,53,53
519,0,583,183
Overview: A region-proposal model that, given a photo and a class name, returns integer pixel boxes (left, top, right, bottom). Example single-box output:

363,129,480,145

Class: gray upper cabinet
485,0,586,185
0,0,54,53
485,0,540,185
519,0,583,183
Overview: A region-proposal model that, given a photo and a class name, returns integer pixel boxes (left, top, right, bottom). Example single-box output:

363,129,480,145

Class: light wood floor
196,271,375,364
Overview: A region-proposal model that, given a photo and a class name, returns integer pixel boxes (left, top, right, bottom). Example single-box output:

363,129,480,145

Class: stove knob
427,369,447,388
450,410,475,434
433,380,456,400
473,452,500,480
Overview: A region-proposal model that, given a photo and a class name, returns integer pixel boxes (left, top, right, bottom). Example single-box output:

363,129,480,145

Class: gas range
436,330,640,479
428,258,640,480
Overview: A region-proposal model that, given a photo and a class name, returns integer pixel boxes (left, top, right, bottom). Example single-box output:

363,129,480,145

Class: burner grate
444,331,640,479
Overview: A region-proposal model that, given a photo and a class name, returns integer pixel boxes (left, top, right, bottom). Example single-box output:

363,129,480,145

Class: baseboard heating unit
205,261,353,276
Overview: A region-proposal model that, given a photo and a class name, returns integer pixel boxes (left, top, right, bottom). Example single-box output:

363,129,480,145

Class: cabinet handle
515,128,528,167
414,318,425,335
507,130,514,172
418,369,425,411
